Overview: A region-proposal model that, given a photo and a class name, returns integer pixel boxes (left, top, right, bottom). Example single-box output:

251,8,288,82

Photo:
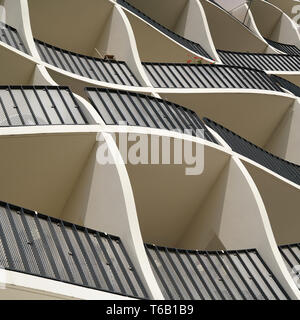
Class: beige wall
200,0,268,52
265,99,300,164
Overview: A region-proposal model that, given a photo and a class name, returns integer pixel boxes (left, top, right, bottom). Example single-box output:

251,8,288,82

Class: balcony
264,38,300,55
116,0,211,60
34,39,141,87
0,22,28,54
85,87,217,141
218,50,300,72
204,117,300,185
145,244,289,300
0,201,148,299
201,0,270,53
250,0,300,51
143,62,283,91
0,86,88,126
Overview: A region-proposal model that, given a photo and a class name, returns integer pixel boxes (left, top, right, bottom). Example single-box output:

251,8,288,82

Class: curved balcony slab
0,201,148,299
158,90,293,148
143,62,282,91
85,87,217,142
218,49,300,72
116,0,212,60
204,117,300,186
145,244,289,300
0,86,88,126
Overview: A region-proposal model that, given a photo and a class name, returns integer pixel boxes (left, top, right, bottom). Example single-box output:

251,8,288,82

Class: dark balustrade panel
85,87,217,142
0,86,88,126
203,118,300,185
279,244,300,282
0,201,148,299
218,50,300,71
116,0,212,59
35,39,141,86
0,22,28,54
146,244,289,300
270,75,300,97
143,62,283,91
264,38,300,56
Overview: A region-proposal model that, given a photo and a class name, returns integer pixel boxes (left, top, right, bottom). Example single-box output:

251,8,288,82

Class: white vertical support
264,99,300,165
174,0,221,62
3,0,40,58
62,132,164,300
96,4,153,87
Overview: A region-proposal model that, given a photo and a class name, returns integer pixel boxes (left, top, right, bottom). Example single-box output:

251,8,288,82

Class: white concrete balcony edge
0,269,137,300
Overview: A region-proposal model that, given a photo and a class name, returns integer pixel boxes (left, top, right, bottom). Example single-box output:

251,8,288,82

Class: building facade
0,0,298,300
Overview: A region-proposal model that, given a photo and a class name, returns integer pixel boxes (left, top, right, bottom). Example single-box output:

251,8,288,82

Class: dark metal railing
279,243,300,283
145,243,289,300
203,118,300,185
35,39,141,86
0,201,148,299
85,87,217,142
264,38,300,55
143,62,283,91
0,22,28,54
270,75,300,97
116,0,212,59
0,86,88,126
218,49,300,71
